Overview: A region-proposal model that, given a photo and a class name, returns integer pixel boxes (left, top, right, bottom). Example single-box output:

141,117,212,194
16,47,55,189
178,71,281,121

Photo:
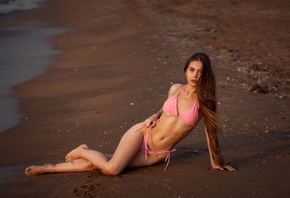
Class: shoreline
0,23,69,133
0,0,289,197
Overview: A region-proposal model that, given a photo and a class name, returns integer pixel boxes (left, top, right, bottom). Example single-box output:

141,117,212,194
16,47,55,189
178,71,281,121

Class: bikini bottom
135,123,176,170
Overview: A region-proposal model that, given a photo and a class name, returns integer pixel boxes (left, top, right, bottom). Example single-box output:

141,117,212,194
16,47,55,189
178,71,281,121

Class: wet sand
0,0,289,197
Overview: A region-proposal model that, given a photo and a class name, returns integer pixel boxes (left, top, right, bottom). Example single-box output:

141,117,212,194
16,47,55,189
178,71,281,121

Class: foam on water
0,25,69,133
0,0,45,14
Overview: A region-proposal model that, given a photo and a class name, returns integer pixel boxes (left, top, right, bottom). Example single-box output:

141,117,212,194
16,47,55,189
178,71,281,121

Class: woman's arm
204,126,235,171
144,108,163,127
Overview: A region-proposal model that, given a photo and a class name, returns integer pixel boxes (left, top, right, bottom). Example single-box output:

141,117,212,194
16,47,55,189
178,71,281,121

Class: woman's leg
65,123,144,175
25,123,164,176
25,159,96,176
65,123,164,176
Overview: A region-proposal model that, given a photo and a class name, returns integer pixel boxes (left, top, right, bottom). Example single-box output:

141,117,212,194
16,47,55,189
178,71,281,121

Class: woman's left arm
205,126,235,171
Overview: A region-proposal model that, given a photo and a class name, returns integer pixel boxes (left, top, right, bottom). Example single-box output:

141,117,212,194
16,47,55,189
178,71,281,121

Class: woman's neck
185,84,197,96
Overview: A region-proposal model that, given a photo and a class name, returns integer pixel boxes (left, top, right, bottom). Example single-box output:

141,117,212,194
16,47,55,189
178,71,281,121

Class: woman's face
185,60,203,86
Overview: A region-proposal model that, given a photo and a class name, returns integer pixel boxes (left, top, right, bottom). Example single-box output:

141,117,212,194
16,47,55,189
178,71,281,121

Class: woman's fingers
224,165,236,171
144,119,157,127
216,167,224,171
144,119,150,127
213,165,235,171
212,165,224,171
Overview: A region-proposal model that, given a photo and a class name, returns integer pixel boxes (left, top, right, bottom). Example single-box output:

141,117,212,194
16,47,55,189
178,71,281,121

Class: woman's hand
144,114,158,127
212,164,235,171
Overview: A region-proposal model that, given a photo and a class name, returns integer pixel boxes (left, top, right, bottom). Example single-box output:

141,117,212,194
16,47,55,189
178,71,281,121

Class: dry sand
0,0,289,197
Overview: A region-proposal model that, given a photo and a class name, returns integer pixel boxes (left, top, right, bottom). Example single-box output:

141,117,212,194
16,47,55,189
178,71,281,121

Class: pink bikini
136,86,199,170
163,85,198,127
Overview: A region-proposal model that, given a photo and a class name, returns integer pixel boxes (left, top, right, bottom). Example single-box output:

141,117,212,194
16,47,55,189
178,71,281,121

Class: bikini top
163,86,198,126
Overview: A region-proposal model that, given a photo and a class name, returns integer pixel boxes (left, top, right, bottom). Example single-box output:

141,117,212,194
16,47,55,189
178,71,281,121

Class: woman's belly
143,113,194,152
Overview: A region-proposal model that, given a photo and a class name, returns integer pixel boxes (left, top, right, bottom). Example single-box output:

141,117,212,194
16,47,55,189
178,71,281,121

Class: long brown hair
184,53,224,166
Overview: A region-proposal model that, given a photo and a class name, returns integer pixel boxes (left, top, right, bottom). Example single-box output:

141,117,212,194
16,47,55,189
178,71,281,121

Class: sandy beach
0,0,289,197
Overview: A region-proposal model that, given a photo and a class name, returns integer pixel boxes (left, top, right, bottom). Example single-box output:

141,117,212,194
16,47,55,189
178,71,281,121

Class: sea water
0,2,69,132
0,0,46,14
0,25,69,133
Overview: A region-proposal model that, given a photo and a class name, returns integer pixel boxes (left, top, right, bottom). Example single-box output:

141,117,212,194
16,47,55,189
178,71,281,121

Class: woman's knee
100,165,121,176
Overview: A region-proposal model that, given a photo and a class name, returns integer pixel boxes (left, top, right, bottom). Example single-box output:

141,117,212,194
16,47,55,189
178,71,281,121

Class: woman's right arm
144,108,163,127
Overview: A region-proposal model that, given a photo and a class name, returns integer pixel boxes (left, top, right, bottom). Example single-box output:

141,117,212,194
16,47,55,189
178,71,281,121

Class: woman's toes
25,166,37,176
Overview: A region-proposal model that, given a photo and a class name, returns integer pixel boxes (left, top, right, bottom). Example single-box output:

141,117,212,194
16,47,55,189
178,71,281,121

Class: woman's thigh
106,123,145,172
128,151,166,168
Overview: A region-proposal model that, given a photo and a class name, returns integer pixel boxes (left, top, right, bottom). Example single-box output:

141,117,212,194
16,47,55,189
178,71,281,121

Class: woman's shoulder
168,83,186,96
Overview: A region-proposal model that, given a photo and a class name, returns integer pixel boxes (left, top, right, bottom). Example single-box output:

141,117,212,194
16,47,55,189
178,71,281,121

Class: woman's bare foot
65,144,88,162
25,163,55,176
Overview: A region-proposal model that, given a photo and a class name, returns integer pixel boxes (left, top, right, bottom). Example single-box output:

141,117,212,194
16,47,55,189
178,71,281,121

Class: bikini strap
177,85,187,95
134,124,145,133
154,149,176,171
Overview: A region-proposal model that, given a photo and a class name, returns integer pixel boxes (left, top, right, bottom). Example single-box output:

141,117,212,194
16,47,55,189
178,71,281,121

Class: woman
25,53,235,176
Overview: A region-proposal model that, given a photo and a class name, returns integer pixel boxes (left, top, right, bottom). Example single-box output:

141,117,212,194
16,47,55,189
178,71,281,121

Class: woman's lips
191,79,197,83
